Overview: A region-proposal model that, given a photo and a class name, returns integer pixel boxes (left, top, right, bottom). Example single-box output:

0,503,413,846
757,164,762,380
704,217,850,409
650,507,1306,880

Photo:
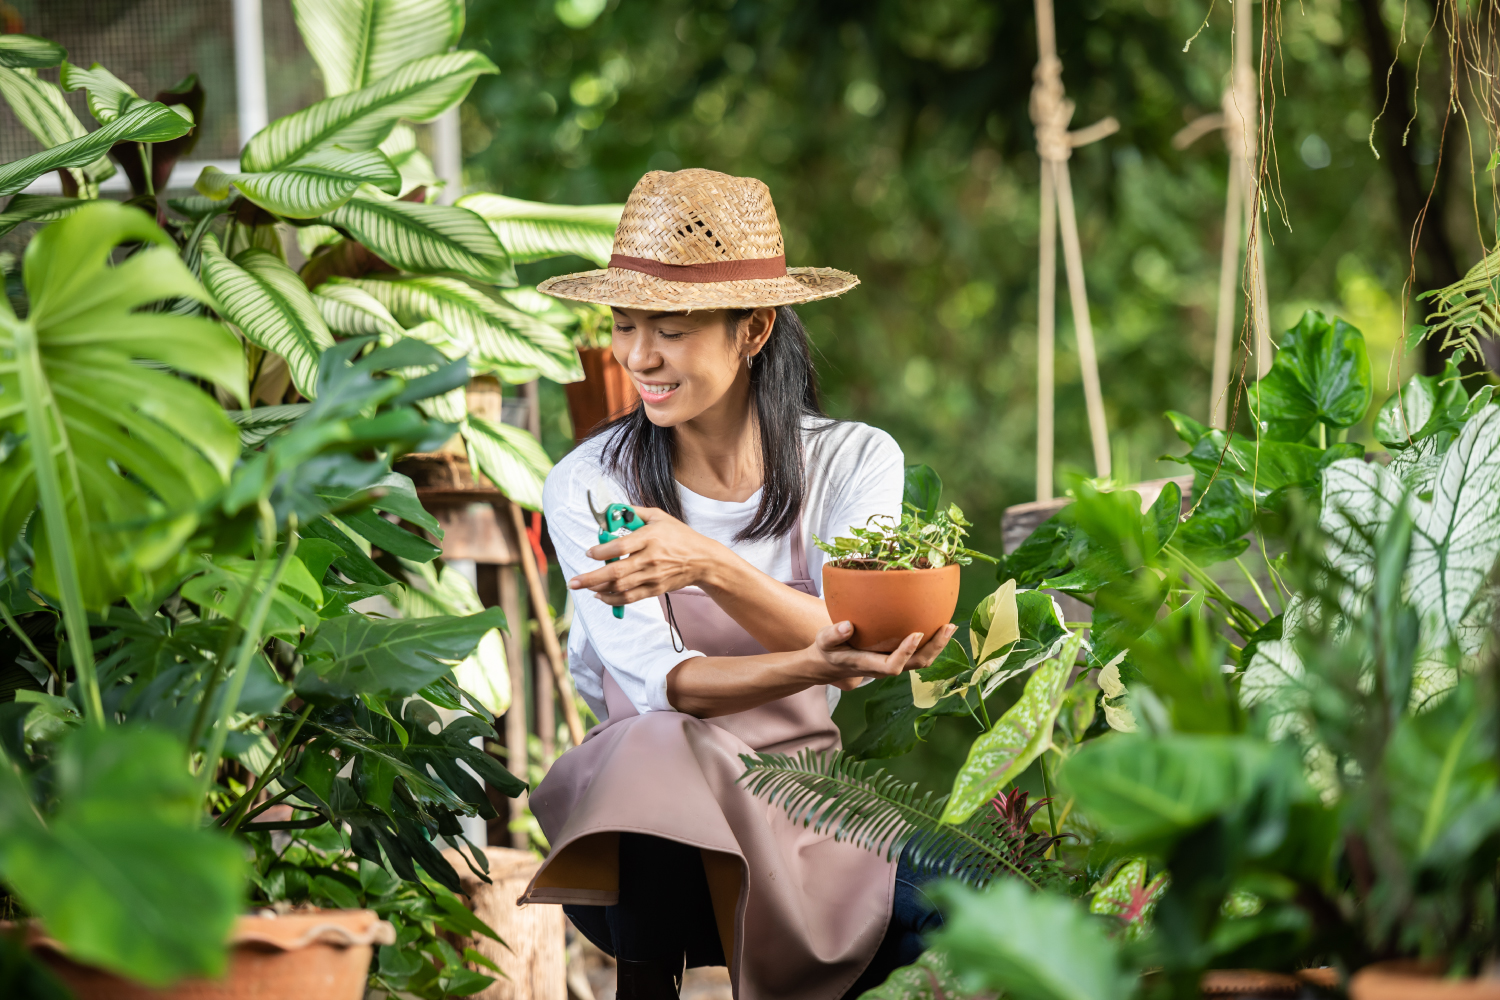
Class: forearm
698,548,831,651
665,649,823,718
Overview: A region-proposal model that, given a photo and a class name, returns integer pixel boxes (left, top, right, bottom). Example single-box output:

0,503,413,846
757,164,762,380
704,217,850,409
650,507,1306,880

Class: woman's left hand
569,506,724,606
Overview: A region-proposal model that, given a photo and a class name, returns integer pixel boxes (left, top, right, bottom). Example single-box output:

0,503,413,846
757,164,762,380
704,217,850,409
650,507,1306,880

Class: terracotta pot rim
822,563,962,575
18,909,395,956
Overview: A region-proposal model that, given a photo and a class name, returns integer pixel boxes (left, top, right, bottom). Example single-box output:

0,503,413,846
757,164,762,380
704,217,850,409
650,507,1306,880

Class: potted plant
558,300,641,439
817,474,995,652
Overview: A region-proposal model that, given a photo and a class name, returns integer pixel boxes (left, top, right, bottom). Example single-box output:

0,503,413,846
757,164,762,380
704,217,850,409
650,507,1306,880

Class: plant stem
237,781,306,828
1039,752,1060,842
0,601,57,683
1163,543,1263,636
137,143,154,197
196,519,298,805
220,703,314,833
13,321,103,725
1233,556,1275,618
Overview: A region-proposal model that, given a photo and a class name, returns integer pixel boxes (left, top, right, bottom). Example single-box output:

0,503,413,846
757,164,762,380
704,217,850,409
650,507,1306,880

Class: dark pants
563,833,943,999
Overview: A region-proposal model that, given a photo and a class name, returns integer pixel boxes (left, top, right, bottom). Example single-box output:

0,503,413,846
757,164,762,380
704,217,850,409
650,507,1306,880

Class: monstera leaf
199,236,337,399
240,51,496,173
295,607,507,700
292,0,466,97
457,193,623,266
1253,311,1372,442
195,148,400,218
321,196,510,281
0,101,189,197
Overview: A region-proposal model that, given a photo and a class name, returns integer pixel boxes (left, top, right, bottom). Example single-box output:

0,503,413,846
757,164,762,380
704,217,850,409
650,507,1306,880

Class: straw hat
537,168,859,311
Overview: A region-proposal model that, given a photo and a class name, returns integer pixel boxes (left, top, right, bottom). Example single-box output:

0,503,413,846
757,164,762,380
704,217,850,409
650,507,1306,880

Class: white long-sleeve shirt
543,416,905,721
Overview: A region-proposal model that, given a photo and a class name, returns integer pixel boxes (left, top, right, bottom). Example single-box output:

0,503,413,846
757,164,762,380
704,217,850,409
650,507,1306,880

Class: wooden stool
442,847,565,1000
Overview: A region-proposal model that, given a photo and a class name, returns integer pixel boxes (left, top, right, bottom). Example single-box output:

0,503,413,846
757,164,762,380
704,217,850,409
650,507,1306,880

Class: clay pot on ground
1351,961,1500,1000
822,563,961,652
28,909,394,1000
565,346,638,440
439,846,566,1000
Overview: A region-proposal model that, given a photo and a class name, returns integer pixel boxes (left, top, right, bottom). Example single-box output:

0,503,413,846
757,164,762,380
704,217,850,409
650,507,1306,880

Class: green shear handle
588,491,646,619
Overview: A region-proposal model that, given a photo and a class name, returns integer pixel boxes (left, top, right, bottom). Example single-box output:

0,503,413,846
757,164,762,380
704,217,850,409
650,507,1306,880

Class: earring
746,353,756,370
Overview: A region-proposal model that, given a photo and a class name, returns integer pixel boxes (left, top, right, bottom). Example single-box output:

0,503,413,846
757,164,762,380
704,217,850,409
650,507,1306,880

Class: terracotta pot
1351,961,1500,1000
822,563,961,652
1199,969,1301,996
564,346,638,439
28,909,394,1000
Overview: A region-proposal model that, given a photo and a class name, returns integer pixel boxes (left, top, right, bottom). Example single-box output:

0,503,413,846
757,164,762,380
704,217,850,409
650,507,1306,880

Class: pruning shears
588,489,646,619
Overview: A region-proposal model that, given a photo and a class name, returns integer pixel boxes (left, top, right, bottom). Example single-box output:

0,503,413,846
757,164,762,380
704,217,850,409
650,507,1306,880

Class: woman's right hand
808,621,958,691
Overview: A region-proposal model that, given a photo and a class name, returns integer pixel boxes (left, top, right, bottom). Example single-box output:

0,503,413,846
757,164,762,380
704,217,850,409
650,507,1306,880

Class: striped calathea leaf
457,193,622,266
462,414,553,511
0,34,65,69
291,0,465,97
0,195,85,237
199,234,336,399
331,275,582,384
59,62,163,124
312,281,404,338
378,125,438,196
195,147,400,218
0,68,116,194
320,193,511,282
0,101,191,197
239,51,495,174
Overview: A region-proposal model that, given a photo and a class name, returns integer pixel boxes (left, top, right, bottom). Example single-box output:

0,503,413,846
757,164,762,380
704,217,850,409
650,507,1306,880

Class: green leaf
0,202,244,609
59,62,154,124
0,35,66,70
1373,355,1469,449
0,726,245,986
335,506,441,561
0,195,85,238
1253,311,1372,441
854,949,964,1000
226,404,313,447
1173,476,1254,565
462,414,553,510
292,0,466,97
240,51,497,173
931,880,1135,1000
457,193,623,266
0,100,190,197
180,554,324,639
322,196,510,281
338,274,583,383
199,237,336,399
1062,733,1274,844
195,148,400,218
296,607,506,700
903,463,942,519
312,281,405,337
0,67,113,192
941,633,1082,823
1166,429,1343,508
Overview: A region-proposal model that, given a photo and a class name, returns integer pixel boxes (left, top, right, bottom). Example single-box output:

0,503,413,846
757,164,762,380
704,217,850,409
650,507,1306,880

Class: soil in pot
822,563,961,652
565,346,638,439
28,909,394,1000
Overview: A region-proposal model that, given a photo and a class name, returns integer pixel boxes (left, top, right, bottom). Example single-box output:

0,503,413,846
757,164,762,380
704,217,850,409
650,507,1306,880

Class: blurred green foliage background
459,0,1480,573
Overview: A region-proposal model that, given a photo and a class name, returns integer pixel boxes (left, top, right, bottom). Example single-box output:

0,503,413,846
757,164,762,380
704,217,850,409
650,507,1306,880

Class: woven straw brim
537,265,859,312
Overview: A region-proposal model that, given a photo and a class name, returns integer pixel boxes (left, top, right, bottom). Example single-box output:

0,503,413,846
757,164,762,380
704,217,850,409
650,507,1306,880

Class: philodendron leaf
200,236,336,399
0,726,245,986
195,148,400,218
1166,425,1356,508
321,196,511,282
931,879,1136,1000
903,463,943,519
463,414,554,510
240,51,496,173
0,67,114,194
0,35,65,69
0,195,85,238
941,632,1083,824
1173,476,1254,565
0,101,190,197
457,193,623,266
1254,310,1372,442
292,0,466,97
295,606,507,700
0,202,244,608
338,274,583,383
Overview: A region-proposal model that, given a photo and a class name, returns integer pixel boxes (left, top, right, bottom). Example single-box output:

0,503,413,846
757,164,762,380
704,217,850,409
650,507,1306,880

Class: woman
523,168,956,1000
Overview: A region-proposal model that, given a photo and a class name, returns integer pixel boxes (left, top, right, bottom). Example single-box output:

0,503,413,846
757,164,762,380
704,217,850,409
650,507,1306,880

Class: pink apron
520,525,898,1000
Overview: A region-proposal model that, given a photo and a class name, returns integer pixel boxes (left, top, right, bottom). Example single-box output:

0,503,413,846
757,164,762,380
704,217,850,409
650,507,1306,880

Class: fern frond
738,749,1042,888
1420,246,1500,365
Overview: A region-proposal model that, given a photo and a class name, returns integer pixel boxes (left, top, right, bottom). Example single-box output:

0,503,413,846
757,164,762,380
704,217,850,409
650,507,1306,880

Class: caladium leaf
1253,311,1371,442
292,0,466,97
240,51,496,173
0,67,113,194
0,195,85,237
295,607,507,700
0,101,189,197
199,236,336,399
1373,356,1468,449
463,414,553,510
195,148,400,218
337,274,583,383
1089,858,1169,940
0,35,65,70
457,193,623,266
941,632,1083,824
321,196,510,281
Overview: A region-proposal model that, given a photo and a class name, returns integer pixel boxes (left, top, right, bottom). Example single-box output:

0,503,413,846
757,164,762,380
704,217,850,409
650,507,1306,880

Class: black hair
599,305,825,542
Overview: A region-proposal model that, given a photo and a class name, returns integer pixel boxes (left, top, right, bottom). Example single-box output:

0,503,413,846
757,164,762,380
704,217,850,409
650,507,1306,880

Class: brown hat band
608,253,788,283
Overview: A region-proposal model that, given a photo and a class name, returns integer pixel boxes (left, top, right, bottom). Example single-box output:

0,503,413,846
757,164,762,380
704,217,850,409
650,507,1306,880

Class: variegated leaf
199,235,335,399
379,124,437,195
0,102,189,197
463,414,553,510
458,193,622,265
59,61,154,124
0,68,113,191
0,35,65,70
195,147,399,218
292,0,465,97
322,195,508,281
0,195,85,237
240,51,496,173
312,281,404,338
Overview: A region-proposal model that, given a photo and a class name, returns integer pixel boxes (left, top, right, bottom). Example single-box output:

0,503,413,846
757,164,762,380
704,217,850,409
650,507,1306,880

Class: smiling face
610,306,775,427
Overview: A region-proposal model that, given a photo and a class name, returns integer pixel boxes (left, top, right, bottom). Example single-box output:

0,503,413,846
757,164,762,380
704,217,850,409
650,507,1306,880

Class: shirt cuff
643,650,704,713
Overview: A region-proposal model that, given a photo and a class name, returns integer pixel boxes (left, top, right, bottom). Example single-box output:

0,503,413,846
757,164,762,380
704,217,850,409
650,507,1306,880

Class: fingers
908,624,958,668
586,529,648,562
814,621,855,651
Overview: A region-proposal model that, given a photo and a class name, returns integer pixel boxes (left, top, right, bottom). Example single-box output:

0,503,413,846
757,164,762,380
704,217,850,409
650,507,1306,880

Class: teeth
640,383,679,393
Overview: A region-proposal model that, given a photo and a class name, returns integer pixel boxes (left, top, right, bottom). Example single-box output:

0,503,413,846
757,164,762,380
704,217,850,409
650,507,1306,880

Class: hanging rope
1032,0,1118,501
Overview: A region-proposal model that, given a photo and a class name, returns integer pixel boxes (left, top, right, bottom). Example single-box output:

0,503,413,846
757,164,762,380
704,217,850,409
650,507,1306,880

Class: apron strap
790,513,810,584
